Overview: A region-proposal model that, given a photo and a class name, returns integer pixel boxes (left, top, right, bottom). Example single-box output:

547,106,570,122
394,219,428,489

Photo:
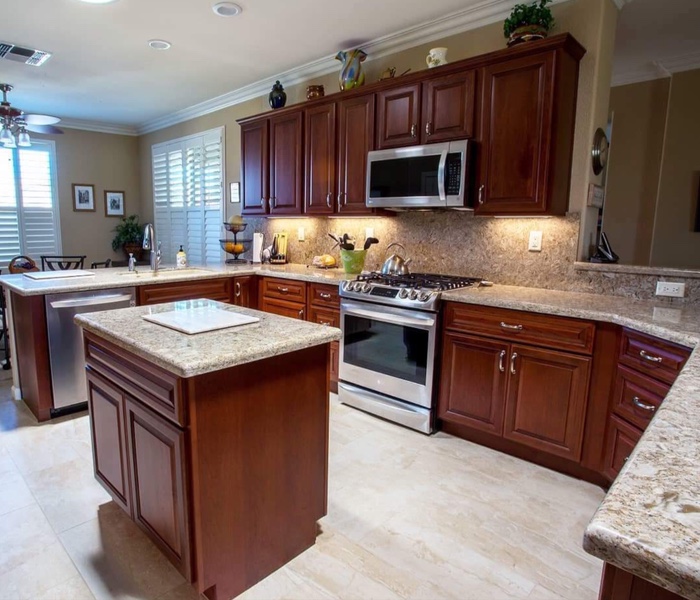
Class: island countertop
443,284,700,600
74,299,341,378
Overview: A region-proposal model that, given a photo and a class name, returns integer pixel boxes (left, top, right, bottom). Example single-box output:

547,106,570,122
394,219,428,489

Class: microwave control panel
445,153,462,196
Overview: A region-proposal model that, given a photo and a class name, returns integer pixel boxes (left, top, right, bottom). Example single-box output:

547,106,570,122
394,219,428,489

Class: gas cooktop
340,272,488,311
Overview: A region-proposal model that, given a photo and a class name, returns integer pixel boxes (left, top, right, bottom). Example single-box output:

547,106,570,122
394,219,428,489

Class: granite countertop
74,299,341,378
0,263,353,296
444,284,700,599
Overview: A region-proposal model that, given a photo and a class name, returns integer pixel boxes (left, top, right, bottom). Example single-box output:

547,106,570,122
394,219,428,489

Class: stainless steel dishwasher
45,288,135,416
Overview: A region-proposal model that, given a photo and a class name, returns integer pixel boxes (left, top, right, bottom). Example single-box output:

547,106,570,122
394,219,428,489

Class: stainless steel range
338,273,486,434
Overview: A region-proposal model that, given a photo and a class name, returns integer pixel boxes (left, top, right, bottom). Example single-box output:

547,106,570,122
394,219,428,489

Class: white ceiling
613,0,700,86
0,0,526,132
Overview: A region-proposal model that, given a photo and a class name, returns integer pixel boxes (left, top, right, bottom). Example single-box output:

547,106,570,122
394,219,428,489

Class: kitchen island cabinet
76,300,341,600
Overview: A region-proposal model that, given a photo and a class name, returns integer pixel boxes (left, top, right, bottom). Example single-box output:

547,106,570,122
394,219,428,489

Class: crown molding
138,0,571,135
612,49,700,87
60,118,139,136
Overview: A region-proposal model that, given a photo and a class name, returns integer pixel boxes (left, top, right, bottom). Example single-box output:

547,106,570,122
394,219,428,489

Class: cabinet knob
510,352,518,375
411,124,417,138
498,350,506,373
478,185,485,205
639,350,663,364
425,122,432,136
632,396,656,412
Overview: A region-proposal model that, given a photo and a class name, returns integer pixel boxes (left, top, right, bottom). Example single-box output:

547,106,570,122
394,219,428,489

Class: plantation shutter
0,142,61,268
152,128,224,266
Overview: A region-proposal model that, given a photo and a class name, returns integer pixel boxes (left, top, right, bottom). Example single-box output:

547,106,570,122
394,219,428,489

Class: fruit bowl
224,222,247,234
220,239,251,263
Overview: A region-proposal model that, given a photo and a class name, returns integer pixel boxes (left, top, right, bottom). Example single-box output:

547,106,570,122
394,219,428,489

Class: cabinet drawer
309,283,340,308
619,329,691,385
138,278,231,306
260,296,306,320
603,414,642,481
261,277,307,303
308,305,339,328
84,333,185,428
612,365,668,431
444,303,595,355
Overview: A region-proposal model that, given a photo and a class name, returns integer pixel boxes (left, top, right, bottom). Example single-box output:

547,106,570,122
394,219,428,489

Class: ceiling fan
0,83,63,148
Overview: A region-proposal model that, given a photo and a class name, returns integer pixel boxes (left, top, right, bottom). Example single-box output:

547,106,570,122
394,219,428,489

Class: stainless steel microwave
365,140,470,209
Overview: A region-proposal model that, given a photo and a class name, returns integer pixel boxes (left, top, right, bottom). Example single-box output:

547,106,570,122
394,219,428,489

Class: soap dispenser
176,245,187,268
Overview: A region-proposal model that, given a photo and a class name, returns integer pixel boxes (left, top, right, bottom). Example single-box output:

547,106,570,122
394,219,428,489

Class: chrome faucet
142,223,161,272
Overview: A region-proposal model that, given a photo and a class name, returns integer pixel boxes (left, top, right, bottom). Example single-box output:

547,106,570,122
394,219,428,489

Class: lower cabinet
232,275,255,308
137,278,231,305
599,563,685,600
86,367,191,579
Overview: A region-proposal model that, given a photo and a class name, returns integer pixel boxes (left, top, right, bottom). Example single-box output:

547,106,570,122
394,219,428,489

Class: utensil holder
340,249,366,274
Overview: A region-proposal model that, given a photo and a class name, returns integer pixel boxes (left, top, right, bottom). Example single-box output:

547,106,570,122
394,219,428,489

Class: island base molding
83,332,330,600
599,563,686,600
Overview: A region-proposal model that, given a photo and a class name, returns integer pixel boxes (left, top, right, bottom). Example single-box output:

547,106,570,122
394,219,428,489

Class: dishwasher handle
49,294,133,309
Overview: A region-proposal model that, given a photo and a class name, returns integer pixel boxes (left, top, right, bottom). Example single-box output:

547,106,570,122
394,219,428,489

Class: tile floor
0,370,605,600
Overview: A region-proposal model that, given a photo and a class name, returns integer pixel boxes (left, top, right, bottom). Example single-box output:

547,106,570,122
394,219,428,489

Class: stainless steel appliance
338,273,484,433
366,140,469,209
45,288,135,416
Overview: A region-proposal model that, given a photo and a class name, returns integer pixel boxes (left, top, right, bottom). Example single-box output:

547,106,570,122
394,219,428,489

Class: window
0,141,62,267
152,127,224,265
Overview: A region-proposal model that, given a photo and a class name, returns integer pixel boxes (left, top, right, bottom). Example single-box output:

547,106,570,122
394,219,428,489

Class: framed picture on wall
104,191,125,217
72,184,95,212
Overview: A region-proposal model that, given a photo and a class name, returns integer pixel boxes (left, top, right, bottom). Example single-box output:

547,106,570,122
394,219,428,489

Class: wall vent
0,42,52,66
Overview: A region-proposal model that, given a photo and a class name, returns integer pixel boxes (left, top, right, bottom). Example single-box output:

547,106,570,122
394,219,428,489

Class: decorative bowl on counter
224,222,247,235
220,239,251,264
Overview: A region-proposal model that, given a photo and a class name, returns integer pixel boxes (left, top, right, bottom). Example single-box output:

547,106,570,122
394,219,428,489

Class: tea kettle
381,243,412,275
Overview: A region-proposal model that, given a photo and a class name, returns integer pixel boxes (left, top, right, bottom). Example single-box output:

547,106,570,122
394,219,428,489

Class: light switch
297,227,305,242
528,231,542,252
365,227,374,240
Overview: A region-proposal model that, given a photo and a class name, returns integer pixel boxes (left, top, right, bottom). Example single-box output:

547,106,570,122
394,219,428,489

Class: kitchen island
74,299,341,600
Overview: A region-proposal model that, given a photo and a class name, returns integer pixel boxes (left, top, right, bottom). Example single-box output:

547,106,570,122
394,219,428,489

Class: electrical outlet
655,281,685,298
528,230,543,252
365,227,374,240
297,227,305,242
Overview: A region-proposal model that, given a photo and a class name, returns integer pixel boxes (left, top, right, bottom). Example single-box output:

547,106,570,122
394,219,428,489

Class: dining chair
8,255,39,274
40,255,86,271
90,259,112,269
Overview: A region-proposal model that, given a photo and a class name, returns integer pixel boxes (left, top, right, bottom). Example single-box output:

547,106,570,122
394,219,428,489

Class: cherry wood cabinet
240,120,268,215
137,278,232,306
599,563,685,600
260,297,306,320
439,302,594,464
307,283,341,392
232,275,255,308
375,72,476,149
269,112,303,215
304,103,336,215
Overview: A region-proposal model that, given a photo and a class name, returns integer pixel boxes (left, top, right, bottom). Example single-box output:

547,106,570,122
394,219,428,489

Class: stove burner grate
356,272,483,291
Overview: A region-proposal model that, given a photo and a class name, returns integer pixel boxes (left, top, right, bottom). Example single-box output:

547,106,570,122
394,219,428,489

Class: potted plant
112,214,144,260
503,0,555,47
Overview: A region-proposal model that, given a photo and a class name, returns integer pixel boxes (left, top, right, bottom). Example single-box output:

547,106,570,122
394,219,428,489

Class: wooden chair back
40,255,86,271
90,259,112,269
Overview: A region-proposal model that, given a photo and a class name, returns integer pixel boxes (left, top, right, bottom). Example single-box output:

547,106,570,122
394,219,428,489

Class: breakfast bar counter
74,299,340,600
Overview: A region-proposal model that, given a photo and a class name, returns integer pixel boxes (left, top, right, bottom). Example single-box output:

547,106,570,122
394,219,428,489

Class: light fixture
0,125,13,146
17,127,31,147
213,2,242,17
148,39,172,50
0,84,63,148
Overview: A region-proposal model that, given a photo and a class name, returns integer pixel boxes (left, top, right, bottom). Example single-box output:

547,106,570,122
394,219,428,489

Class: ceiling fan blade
25,124,63,135
24,114,61,126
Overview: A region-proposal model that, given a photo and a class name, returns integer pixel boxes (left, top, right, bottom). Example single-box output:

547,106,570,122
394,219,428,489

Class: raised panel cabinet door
137,279,231,305
125,397,191,579
240,119,269,215
375,83,421,149
602,414,642,482
232,275,255,307
437,332,508,435
305,103,336,214
337,94,375,214
260,297,306,320
269,111,303,215
477,52,555,215
87,370,131,514
421,71,476,143
503,344,590,461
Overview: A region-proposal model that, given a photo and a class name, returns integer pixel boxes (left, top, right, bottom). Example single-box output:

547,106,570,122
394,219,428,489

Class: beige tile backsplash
242,213,700,303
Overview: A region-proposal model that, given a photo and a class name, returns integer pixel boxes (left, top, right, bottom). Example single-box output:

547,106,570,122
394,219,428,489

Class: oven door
339,299,437,408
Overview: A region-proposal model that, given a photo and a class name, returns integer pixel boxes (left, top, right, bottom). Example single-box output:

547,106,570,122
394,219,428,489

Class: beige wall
605,78,669,265
36,128,140,266
650,69,700,268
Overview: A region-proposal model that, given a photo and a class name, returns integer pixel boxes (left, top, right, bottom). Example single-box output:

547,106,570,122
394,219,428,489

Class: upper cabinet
375,71,476,149
239,34,585,217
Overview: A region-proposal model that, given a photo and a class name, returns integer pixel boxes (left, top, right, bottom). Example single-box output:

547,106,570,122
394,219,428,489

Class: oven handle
341,303,435,329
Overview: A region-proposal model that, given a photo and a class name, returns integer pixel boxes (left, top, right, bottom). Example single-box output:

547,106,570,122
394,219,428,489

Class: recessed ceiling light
213,2,242,17
148,39,172,50
78,0,119,4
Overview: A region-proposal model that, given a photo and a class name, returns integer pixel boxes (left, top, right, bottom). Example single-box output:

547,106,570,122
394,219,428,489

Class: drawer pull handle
235,282,241,298
319,292,332,300
498,350,506,373
260,197,265,208
320,320,331,326
500,322,523,331
640,350,663,364
510,352,517,375
425,122,432,136
277,287,289,294
478,185,485,205
326,192,332,208
632,396,656,413
411,124,417,138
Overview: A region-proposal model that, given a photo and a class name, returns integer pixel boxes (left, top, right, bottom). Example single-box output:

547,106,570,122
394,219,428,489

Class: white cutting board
24,270,96,280
142,306,259,335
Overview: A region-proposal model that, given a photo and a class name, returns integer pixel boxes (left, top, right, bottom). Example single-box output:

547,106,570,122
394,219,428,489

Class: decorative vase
123,242,143,261
306,85,325,100
336,49,367,91
426,47,448,68
507,24,548,46
268,81,287,109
